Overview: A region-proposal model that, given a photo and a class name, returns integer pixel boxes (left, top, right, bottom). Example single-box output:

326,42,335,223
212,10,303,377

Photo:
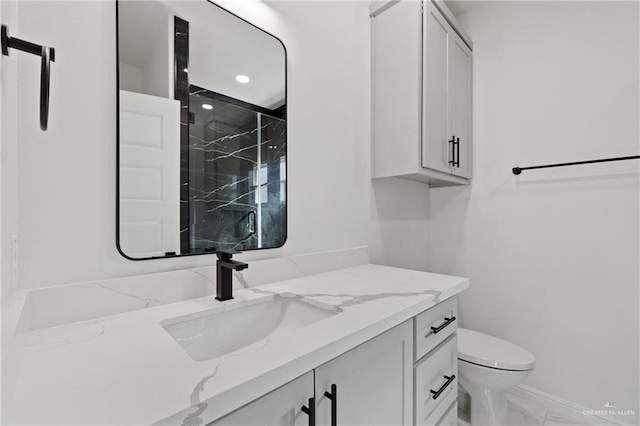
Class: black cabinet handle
324,384,337,426
448,136,456,166
454,137,460,167
430,375,456,400
428,316,456,336
1,25,55,131
301,397,315,426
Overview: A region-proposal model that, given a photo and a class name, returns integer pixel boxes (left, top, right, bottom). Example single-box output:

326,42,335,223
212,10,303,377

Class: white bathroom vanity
9,264,468,425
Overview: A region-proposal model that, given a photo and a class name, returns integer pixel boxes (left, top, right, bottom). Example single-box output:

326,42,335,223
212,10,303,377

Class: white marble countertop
9,264,468,425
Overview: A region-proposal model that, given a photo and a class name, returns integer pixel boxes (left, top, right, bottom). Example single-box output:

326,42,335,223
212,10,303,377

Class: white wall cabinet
209,298,459,426
372,0,473,186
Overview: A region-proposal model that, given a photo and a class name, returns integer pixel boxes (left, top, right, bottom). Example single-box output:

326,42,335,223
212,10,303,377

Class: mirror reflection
117,0,287,259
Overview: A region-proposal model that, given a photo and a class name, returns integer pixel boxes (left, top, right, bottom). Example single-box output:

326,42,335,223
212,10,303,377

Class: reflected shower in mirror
117,0,286,260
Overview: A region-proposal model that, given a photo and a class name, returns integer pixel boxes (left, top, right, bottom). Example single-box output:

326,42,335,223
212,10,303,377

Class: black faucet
215,250,248,301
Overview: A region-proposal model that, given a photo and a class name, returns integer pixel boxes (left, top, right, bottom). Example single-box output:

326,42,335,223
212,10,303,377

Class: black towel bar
513,155,640,175
1,24,55,131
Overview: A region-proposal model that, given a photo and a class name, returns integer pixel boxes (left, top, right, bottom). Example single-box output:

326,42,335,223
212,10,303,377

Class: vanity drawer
414,296,457,361
414,335,458,425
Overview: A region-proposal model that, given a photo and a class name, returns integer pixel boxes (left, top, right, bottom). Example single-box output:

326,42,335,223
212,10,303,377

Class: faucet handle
216,249,240,261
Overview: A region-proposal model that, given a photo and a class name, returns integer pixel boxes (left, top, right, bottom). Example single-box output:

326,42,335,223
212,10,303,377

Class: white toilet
457,328,535,425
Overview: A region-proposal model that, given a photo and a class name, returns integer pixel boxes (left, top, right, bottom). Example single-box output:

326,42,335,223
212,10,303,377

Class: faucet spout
219,259,248,271
215,250,248,301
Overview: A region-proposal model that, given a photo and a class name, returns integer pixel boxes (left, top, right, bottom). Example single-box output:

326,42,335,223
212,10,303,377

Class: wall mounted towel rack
512,155,640,175
1,24,55,131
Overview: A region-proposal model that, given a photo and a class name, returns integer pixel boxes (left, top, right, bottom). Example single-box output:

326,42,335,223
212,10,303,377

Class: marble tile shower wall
188,91,286,252
24,247,370,331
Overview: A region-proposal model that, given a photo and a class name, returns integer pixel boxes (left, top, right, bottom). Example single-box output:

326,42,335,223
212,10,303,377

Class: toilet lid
457,328,535,371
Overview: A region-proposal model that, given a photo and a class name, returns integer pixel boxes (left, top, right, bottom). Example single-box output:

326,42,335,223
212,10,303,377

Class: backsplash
25,247,370,330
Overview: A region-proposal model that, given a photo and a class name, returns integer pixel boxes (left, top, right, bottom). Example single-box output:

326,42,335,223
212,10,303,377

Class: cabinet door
315,321,413,426
448,31,472,179
422,1,452,173
209,372,314,426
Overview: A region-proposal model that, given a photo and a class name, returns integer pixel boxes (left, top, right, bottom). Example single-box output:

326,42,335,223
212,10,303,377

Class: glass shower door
188,88,286,252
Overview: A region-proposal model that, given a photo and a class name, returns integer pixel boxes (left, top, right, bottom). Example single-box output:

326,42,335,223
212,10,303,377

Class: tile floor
458,393,624,426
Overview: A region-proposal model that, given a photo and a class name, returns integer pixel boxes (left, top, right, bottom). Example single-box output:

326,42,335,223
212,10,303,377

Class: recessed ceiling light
235,74,250,84
202,104,213,110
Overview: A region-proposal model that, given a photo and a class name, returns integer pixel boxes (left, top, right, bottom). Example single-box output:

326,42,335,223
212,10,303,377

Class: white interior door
119,90,180,258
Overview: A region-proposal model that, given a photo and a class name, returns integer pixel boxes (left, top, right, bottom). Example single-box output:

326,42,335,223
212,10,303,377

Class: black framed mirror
116,0,287,260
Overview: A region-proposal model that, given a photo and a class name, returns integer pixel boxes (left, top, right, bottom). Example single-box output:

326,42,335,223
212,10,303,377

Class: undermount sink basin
160,295,338,361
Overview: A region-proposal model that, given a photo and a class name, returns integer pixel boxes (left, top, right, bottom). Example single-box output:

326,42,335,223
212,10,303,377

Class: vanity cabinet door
315,321,413,426
209,372,314,426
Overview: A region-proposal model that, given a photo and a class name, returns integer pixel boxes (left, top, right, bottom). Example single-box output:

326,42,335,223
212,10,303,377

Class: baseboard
509,385,637,426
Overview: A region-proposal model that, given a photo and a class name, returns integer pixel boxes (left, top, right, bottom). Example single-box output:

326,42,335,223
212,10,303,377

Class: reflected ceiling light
235,74,250,84
202,104,213,110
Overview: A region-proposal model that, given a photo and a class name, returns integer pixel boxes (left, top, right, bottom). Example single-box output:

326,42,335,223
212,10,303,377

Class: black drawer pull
301,397,315,426
430,375,456,400
324,384,337,426
428,316,456,336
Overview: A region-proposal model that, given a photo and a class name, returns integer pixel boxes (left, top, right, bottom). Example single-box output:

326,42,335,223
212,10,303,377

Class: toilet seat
458,328,535,371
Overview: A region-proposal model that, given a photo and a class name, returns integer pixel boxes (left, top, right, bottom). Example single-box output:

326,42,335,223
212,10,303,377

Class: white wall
1,0,19,420
11,0,430,290
140,14,172,98
430,1,639,413
370,177,430,271
1,0,17,305
118,62,142,93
